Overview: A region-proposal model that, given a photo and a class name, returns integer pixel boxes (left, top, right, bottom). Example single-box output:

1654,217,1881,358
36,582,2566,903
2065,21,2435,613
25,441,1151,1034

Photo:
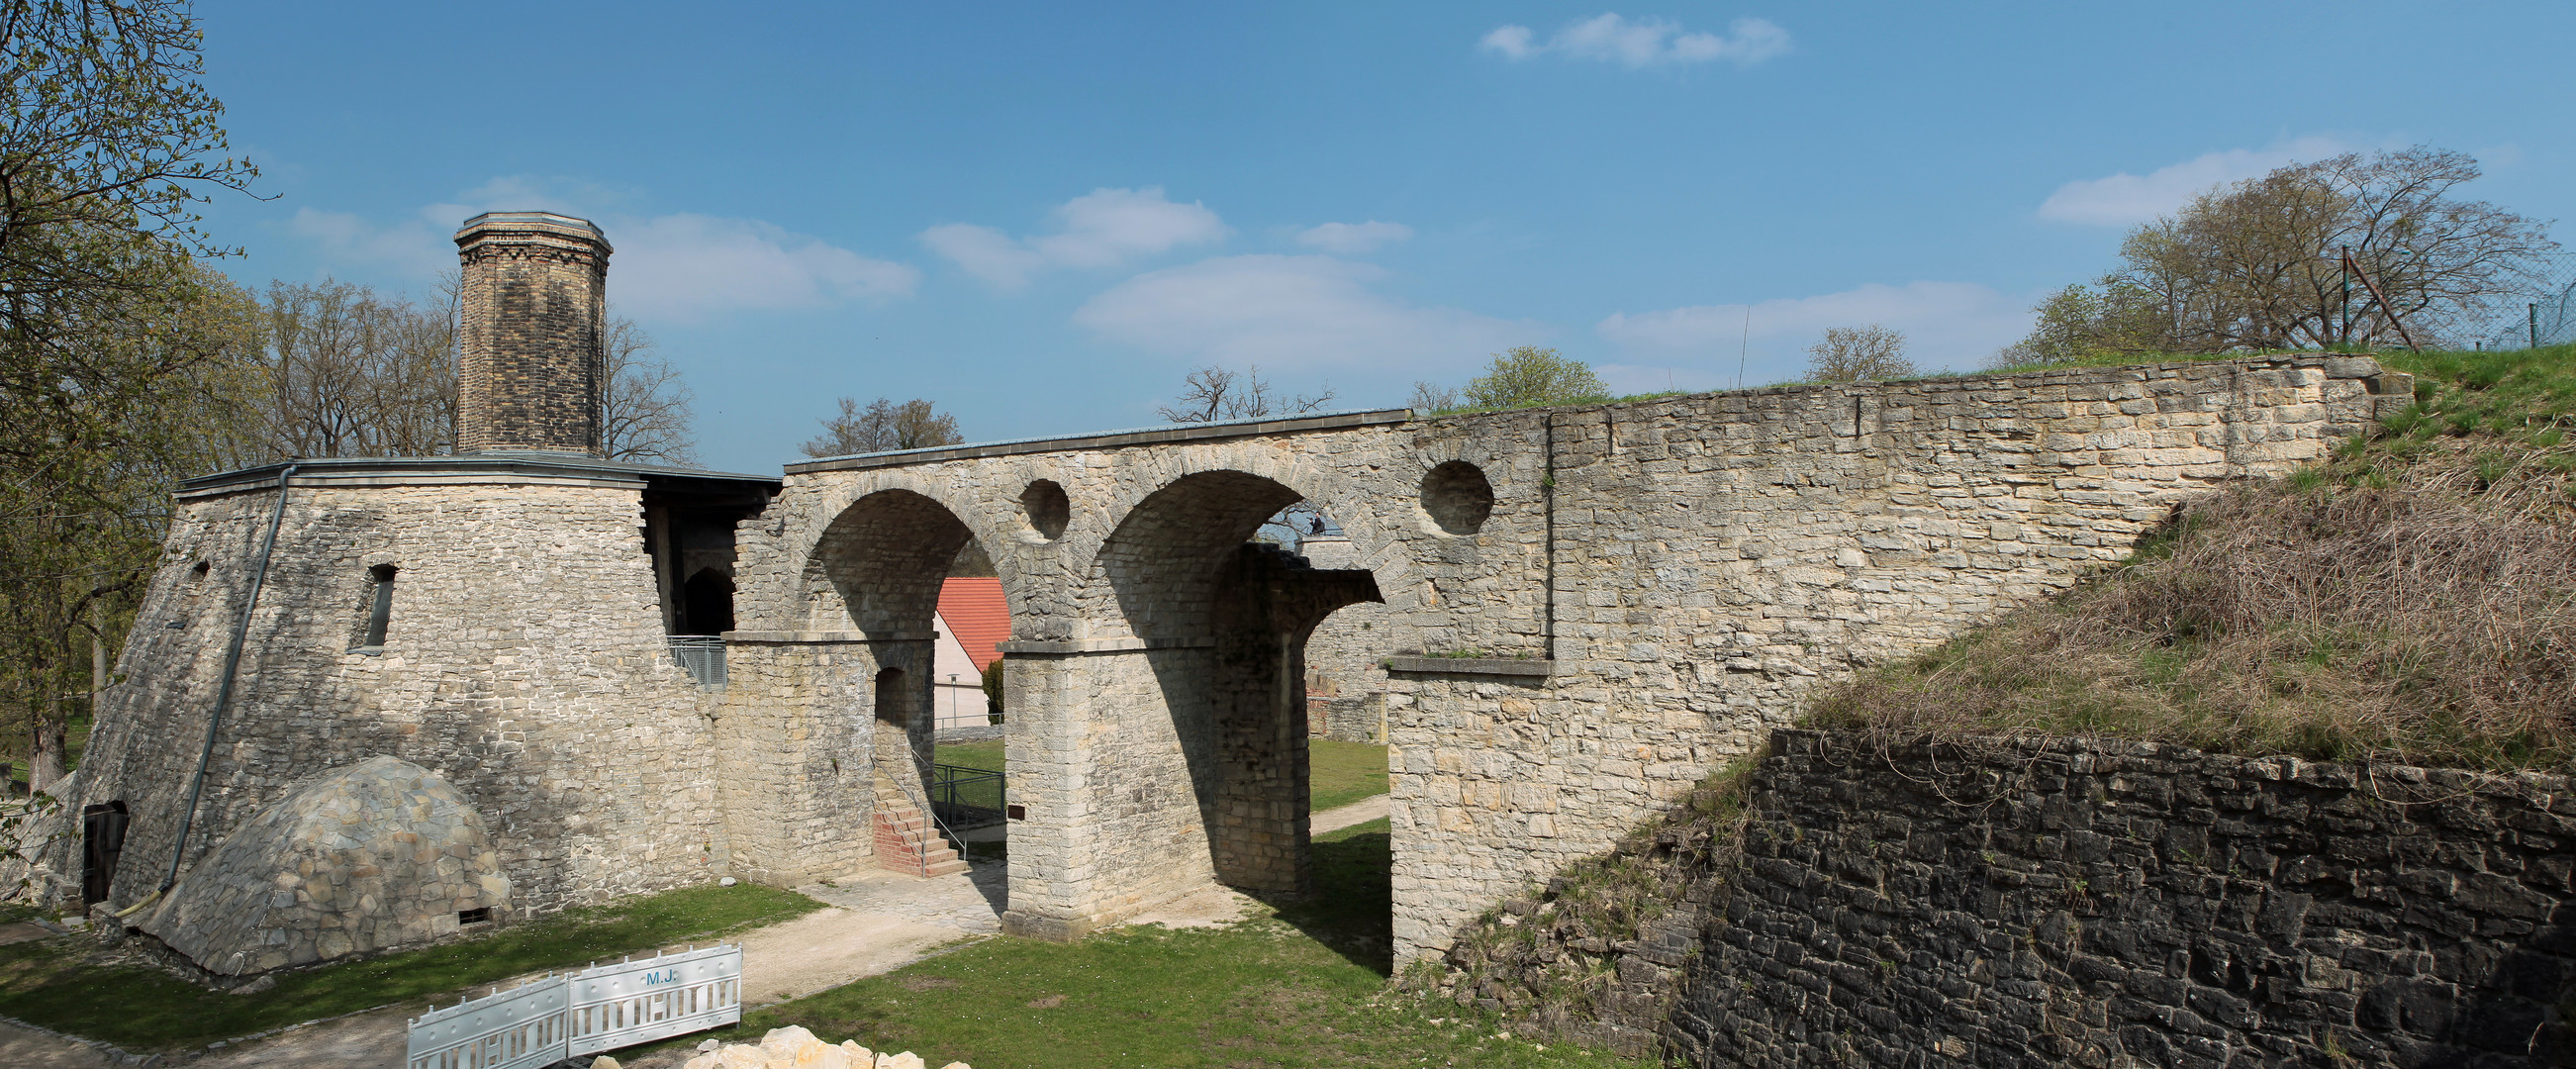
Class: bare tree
1805,325,1915,382
2080,146,2555,352
600,316,698,464
1408,380,1462,413
1159,364,1335,424
801,397,964,456
258,278,455,457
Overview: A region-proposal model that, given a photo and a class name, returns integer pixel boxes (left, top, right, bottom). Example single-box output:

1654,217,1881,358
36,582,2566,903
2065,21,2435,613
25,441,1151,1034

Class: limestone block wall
1293,535,1388,741
71,474,722,922
736,355,2407,958
710,635,911,887
1668,730,2576,1069
1383,355,2408,959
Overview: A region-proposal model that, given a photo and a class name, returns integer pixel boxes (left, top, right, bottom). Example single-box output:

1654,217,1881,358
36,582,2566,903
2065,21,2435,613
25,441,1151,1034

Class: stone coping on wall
724,630,938,644
1765,726,2572,793
178,452,780,499
994,636,1217,654
1383,656,1557,677
786,408,1417,473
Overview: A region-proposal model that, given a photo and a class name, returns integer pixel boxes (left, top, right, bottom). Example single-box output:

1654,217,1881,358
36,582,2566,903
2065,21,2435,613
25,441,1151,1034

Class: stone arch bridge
708,354,2409,959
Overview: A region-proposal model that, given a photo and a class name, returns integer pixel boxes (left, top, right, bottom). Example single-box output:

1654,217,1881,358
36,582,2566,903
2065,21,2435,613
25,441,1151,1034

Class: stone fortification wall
1383,355,2408,959
70,474,722,923
741,355,2409,959
1663,730,2576,1068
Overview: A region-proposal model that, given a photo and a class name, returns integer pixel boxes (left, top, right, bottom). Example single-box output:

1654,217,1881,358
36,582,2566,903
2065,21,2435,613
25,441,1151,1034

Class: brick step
870,789,965,877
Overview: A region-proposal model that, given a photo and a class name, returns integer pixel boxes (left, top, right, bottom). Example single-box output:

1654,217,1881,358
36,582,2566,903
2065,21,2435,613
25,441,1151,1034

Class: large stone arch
999,463,1384,937
716,476,1037,887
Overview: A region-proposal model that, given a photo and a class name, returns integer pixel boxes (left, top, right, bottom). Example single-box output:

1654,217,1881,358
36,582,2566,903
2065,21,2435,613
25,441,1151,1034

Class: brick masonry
455,212,609,455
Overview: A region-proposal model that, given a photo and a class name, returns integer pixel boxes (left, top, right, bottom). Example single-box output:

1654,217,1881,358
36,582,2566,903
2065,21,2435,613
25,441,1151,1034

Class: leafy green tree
0,262,263,789
1461,346,1606,409
0,0,259,791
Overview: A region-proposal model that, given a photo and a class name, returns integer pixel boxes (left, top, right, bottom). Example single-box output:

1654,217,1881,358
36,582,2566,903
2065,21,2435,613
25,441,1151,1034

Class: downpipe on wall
139,462,301,909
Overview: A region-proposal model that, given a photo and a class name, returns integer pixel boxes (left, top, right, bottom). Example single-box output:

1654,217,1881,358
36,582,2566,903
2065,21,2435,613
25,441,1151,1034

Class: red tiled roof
937,577,1009,673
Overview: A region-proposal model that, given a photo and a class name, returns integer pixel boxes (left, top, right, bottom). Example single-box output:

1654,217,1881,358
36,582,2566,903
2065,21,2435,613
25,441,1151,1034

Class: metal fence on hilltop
2461,252,2576,350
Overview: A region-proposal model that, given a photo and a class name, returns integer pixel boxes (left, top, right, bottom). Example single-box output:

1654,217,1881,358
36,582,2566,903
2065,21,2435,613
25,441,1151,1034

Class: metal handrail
665,636,724,687
892,736,972,866
926,764,1005,829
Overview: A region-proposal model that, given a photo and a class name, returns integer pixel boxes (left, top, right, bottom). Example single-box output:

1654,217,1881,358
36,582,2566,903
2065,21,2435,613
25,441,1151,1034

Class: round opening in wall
1020,479,1070,540
1418,461,1493,535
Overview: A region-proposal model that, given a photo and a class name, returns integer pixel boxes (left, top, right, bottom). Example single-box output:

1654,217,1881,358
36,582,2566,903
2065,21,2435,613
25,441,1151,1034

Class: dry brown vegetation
1810,437,2576,772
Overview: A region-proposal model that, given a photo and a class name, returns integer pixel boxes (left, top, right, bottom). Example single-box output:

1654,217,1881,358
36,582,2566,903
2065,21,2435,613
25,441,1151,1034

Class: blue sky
196,2,2576,473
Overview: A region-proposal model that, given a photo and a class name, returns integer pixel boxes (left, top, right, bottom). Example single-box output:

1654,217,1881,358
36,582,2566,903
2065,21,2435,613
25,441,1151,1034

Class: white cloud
921,187,1227,287
1074,254,1534,371
1481,14,1790,68
613,214,918,319
1294,221,1414,254
285,177,918,322
1596,281,2035,382
2038,136,2351,227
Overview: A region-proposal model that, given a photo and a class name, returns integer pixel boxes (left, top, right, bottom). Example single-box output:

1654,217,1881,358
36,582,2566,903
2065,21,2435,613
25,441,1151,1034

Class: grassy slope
0,882,821,1051
643,819,1651,1069
1812,344,2576,772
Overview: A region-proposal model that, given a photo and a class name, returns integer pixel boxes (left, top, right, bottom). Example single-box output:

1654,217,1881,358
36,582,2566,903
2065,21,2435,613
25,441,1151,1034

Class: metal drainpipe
159,462,299,895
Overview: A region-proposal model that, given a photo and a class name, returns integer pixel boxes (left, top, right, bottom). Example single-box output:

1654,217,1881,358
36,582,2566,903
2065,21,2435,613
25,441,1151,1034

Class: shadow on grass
0,882,820,1052
1247,818,1392,976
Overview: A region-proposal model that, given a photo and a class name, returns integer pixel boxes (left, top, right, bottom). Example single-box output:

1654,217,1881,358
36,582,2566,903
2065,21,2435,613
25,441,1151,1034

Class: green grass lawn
936,739,1387,814
1307,739,1387,812
634,818,1650,1069
0,881,821,1052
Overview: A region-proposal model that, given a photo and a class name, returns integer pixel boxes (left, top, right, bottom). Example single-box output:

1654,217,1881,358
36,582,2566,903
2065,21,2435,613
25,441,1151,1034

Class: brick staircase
873,776,967,877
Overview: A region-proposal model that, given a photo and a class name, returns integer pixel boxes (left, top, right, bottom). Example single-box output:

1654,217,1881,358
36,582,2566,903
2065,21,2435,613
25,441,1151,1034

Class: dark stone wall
455,217,608,455
1670,729,2576,1068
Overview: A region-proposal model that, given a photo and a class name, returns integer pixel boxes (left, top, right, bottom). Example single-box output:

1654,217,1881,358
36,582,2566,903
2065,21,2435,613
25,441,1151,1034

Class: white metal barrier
408,943,742,1069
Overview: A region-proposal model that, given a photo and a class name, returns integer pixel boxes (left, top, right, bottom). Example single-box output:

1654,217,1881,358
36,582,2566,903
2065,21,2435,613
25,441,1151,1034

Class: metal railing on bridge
665,636,725,688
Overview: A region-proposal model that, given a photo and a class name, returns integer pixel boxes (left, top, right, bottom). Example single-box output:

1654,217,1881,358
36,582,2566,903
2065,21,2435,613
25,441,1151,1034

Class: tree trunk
30,691,65,795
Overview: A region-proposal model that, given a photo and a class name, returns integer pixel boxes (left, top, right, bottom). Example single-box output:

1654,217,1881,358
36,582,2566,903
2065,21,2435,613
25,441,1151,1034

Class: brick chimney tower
453,212,612,455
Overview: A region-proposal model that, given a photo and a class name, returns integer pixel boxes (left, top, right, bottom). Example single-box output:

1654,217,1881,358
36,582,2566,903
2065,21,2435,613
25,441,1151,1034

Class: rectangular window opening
358,564,397,653
457,907,492,925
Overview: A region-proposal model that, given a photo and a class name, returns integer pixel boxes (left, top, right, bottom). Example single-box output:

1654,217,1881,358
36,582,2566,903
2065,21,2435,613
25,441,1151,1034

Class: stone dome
142,756,510,975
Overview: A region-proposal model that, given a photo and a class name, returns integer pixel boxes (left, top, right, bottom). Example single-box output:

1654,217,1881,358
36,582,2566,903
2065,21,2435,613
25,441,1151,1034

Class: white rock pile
590,1025,967,1069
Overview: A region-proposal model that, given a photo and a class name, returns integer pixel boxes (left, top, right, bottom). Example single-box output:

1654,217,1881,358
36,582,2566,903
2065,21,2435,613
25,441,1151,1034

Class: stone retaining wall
1671,730,2576,1067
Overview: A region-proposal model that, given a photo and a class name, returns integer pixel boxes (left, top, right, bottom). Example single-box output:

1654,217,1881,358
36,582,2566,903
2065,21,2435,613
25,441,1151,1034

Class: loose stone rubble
137,756,509,975
613,1025,964,1069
